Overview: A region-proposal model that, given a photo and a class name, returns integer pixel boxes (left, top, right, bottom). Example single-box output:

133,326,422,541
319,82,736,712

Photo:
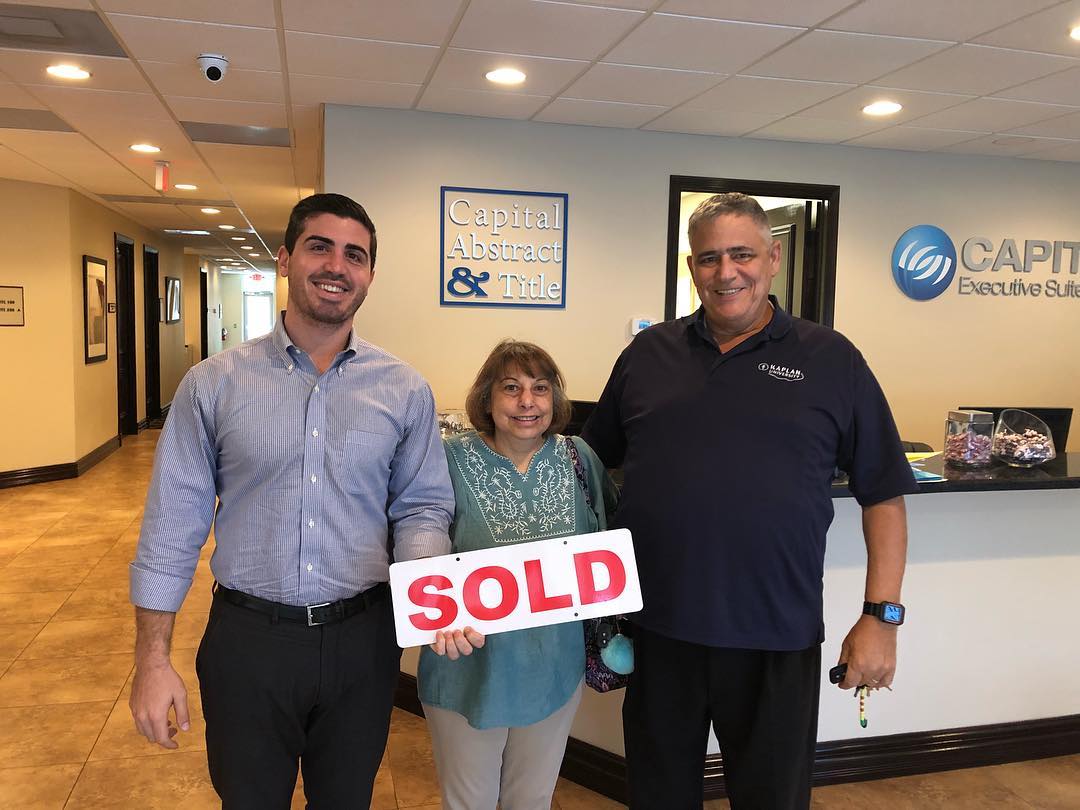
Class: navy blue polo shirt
581,298,917,650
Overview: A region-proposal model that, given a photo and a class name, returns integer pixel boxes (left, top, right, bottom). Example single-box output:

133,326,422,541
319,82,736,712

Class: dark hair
283,193,378,268
688,192,770,244
465,340,572,438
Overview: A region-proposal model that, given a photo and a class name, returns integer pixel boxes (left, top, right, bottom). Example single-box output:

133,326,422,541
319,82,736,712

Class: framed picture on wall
82,255,108,363
165,276,181,323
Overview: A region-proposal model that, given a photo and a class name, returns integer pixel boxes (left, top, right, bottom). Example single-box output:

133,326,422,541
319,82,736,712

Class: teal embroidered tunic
417,431,615,729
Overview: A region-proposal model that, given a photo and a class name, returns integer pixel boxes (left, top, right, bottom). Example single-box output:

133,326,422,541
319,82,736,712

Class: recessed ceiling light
230,236,245,241
130,143,161,153
1071,25,1080,41
241,245,254,250
175,183,198,191
164,228,210,235
485,67,526,85
249,254,262,257
46,64,90,80
201,207,220,214
862,100,903,116
218,224,235,230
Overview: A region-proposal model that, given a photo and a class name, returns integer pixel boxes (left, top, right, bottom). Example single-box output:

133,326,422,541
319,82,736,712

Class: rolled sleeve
387,383,454,562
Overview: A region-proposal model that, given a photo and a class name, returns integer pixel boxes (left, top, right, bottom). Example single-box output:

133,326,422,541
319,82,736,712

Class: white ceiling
1,0,1080,271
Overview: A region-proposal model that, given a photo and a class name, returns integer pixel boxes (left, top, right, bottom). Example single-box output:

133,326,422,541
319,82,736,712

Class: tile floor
0,430,1077,808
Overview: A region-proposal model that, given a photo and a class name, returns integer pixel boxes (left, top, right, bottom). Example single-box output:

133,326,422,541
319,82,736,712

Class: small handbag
565,436,633,693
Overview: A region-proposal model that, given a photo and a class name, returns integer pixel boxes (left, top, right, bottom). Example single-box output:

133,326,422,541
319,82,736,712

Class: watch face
883,603,904,623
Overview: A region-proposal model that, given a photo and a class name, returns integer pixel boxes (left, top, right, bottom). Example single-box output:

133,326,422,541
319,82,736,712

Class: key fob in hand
829,663,847,684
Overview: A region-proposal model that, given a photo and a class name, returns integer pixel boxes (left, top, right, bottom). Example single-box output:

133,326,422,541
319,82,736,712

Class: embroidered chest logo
758,362,805,382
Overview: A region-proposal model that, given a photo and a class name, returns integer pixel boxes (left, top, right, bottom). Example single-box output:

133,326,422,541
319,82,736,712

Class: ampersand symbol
447,266,490,297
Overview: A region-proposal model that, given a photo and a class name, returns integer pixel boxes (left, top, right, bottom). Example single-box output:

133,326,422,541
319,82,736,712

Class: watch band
863,600,905,625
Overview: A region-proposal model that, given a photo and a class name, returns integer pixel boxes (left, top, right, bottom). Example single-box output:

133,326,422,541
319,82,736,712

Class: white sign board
389,528,641,648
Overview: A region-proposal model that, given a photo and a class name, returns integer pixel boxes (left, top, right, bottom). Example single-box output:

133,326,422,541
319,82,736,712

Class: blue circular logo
891,225,957,301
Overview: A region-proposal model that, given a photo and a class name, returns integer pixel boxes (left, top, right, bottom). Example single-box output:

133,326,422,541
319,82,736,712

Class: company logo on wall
889,224,1080,303
891,224,956,301
440,186,568,309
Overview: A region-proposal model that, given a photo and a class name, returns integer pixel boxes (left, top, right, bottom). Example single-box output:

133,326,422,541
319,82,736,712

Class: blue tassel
600,633,634,674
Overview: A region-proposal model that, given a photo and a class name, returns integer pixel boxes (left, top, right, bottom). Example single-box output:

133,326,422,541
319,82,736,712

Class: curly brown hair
464,340,571,438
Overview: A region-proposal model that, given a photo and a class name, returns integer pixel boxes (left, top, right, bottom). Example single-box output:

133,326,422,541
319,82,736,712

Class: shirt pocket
342,428,398,492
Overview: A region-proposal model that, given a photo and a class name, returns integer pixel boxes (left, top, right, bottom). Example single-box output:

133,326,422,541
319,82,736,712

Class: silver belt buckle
306,601,332,626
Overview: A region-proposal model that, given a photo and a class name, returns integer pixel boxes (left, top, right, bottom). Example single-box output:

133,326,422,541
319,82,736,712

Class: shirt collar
689,295,793,346
271,311,360,369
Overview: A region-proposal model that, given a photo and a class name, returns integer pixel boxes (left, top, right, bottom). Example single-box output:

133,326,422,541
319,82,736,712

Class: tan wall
182,254,202,362
0,179,76,470
325,106,1080,451
67,190,185,457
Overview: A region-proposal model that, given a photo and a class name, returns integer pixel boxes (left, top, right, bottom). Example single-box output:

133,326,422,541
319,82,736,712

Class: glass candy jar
944,410,993,468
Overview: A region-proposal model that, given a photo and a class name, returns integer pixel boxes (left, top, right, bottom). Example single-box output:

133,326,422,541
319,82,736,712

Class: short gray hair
687,193,771,244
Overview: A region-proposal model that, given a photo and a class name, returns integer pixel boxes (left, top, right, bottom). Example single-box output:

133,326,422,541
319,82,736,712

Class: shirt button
306,563,313,572
312,428,319,438
287,364,294,372
307,519,315,528
314,385,320,393
310,474,317,484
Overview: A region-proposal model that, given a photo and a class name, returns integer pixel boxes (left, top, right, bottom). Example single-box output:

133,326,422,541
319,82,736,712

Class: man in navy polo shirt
582,193,917,809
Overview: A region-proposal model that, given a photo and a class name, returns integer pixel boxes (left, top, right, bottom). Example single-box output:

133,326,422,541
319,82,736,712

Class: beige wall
325,106,1080,451
0,180,76,470
182,254,203,363
0,177,187,472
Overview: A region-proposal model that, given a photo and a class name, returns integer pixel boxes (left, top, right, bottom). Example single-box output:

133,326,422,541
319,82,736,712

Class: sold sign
388,528,641,648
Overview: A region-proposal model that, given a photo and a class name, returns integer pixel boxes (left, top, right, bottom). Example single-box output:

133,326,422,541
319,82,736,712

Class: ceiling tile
417,86,549,120
559,0,654,8
606,15,803,73
746,30,951,84
0,128,151,194
1020,140,1080,161
166,96,287,128
30,85,171,120
288,74,418,108
940,133,1076,156
0,81,44,108
993,66,1080,106
690,75,853,115
910,97,1076,132
750,115,888,144
106,15,281,71
430,49,586,95
451,0,644,60
0,141,69,184
281,0,463,45
799,86,973,124
534,97,665,128
285,32,438,82
974,1,1080,57
658,0,853,27
97,0,276,27
875,44,1075,96
141,61,284,103
0,49,150,92
198,143,296,187
825,0,1060,42
642,108,783,137
1008,110,1080,138
565,63,722,106
843,126,985,151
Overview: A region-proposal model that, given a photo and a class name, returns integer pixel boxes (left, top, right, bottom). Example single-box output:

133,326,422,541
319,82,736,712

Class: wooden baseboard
0,435,120,490
392,672,1080,803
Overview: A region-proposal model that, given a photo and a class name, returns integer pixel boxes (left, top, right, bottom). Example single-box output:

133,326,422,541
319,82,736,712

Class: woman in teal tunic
419,339,617,810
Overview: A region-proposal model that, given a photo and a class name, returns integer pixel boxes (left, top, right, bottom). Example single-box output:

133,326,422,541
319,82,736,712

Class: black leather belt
214,582,388,626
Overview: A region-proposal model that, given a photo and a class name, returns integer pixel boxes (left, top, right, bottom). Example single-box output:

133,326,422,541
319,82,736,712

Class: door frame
142,245,161,421
114,234,138,437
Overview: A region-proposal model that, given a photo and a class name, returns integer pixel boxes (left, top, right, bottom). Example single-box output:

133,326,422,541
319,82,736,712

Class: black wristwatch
863,600,905,626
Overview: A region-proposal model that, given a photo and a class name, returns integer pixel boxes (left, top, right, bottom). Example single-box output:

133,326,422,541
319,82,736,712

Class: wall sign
440,186,568,308
388,528,642,648
892,224,1080,302
0,286,24,326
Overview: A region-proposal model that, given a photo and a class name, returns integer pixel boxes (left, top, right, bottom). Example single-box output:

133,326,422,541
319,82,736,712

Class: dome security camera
197,54,229,82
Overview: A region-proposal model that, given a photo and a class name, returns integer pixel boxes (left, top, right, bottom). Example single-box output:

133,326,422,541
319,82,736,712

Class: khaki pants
423,680,583,810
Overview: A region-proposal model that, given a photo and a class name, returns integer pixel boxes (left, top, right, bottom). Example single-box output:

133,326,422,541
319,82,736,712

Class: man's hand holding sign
390,528,641,648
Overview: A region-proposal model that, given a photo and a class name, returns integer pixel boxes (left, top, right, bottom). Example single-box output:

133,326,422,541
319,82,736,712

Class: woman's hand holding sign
429,627,486,660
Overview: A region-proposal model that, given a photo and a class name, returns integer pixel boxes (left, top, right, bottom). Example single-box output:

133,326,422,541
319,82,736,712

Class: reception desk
402,453,1080,792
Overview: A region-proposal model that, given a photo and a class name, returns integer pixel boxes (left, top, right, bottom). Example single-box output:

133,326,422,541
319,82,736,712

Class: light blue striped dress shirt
130,316,454,612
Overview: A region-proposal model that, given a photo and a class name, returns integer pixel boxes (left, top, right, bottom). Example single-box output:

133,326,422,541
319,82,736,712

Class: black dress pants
623,625,820,810
196,588,402,810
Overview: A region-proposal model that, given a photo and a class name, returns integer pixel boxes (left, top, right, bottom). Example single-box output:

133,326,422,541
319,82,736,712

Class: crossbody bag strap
564,435,593,510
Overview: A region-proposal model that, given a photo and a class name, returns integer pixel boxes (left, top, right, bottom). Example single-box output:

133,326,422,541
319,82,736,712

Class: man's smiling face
687,213,780,339
277,212,375,328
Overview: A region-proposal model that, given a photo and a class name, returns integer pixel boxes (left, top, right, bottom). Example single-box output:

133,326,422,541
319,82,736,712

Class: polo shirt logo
758,362,805,382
